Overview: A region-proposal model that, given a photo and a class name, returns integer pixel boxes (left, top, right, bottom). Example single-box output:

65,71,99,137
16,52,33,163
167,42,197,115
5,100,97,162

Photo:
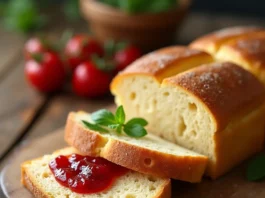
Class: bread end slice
21,147,171,198
21,162,50,198
65,112,208,183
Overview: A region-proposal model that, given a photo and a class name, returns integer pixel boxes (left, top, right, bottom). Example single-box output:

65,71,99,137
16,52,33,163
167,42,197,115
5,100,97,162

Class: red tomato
65,35,104,71
114,46,141,71
25,52,65,92
24,38,52,60
72,61,111,97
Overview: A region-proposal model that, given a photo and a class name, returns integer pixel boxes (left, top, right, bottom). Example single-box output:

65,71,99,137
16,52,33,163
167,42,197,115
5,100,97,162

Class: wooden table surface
0,12,265,197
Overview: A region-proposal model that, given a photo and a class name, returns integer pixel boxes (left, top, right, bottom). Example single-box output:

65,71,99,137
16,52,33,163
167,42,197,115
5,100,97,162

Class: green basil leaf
0,2,6,16
82,120,109,133
116,125,122,134
124,124,147,138
3,0,46,33
247,153,265,181
116,0,177,14
115,106,125,124
108,124,122,134
63,0,80,21
145,0,177,13
91,109,116,126
99,0,119,7
126,118,148,127
118,0,144,14
108,124,120,129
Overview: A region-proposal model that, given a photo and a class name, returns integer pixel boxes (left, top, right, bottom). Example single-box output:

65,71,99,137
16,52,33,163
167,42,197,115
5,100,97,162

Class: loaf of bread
190,26,264,54
113,46,213,83
65,112,208,183
111,60,265,179
21,147,171,198
190,26,265,84
216,34,265,85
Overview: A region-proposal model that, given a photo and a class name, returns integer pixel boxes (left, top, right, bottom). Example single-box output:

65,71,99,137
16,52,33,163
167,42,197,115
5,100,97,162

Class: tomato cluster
24,35,141,97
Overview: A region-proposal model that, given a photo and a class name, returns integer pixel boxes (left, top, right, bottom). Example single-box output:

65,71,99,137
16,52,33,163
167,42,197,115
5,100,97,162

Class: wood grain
1,129,265,198
0,29,25,76
1,129,65,198
25,93,114,140
1,11,265,198
0,61,46,160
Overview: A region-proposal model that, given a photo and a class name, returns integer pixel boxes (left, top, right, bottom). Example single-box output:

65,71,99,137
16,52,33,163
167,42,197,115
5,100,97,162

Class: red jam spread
49,154,128,194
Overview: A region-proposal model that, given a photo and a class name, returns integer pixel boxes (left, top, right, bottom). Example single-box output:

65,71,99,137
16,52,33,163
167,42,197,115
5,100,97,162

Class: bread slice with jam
21,147,171,198
65,112,208,183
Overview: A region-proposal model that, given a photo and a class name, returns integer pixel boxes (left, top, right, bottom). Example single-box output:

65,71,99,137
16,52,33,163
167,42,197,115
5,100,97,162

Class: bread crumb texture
22,148,169,198
112,61,265,170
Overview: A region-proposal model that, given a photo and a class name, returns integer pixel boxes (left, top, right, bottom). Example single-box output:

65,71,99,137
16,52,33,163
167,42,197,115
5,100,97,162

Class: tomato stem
32,53,44,63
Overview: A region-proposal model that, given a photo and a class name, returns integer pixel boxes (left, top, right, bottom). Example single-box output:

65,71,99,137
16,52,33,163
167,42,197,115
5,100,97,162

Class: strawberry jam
49,154,128,194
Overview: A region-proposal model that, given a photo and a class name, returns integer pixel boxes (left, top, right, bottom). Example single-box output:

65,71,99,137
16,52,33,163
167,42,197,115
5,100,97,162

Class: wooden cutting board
1,128,265,198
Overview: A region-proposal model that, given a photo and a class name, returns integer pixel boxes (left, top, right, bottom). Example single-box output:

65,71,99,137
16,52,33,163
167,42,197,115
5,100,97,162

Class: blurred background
1,0,265,38
194,0,265,17
1,0,265,49
1,0,265,197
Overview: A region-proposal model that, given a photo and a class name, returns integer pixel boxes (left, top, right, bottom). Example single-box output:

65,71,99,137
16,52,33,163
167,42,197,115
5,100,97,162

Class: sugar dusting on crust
134,49,201,69
176,62,255,102
141,53,177,69
122,47,203,74
214,26,261,38
236,38,265,54
164,62,265,127
226,36,265,68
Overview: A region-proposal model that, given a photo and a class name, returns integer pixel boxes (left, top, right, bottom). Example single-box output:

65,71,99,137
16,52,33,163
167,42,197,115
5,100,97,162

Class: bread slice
65,112,208,183
111,61,265,179
21,147,171,198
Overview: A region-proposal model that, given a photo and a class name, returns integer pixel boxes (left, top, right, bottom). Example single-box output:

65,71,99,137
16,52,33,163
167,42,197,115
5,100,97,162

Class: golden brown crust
102,139,207,182
190,26,264,53
121,46,210,76
65,112,108,156
210,102,265,178
220,34,265,70
155,179,171,198
163,62,265,131
111,46,213,91
22,168,171,198
65,112,208,183
21,147,172,198
21,164,50,198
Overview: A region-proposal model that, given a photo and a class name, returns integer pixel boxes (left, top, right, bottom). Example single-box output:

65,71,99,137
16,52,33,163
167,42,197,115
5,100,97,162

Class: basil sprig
82,106,148,138
247,153,265,181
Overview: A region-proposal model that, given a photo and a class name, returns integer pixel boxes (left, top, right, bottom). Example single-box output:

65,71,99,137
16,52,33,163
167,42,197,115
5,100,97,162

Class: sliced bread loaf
190,26,264,54
65,112,208,183
113,46,213,83
21,147,171,198
190,26,265,84
111,61,265,179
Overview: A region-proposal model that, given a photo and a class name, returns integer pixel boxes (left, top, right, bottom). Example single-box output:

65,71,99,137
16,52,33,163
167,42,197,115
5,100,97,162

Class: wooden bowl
80,0,191,52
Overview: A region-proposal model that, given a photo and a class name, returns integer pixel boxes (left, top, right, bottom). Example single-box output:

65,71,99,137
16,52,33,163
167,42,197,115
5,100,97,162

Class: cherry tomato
65,35,104,71
72,61,111,97
25,52,65,92
114,45,141,71
24,38,52,60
